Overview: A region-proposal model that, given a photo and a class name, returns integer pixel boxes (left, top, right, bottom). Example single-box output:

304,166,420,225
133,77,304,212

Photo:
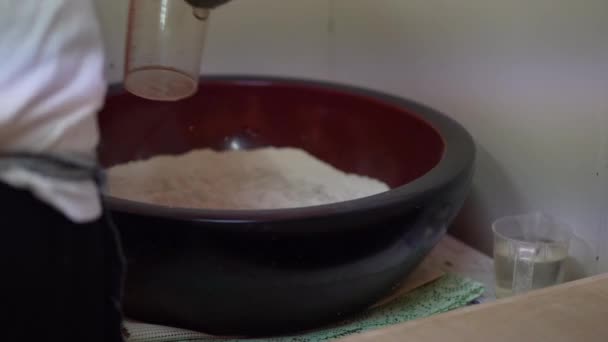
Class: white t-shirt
0,0,105,223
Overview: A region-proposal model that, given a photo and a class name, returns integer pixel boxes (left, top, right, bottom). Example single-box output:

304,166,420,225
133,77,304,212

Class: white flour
106,147,389,210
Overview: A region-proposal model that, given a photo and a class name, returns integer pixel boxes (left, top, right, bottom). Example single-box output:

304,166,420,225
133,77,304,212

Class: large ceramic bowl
98,76,475,336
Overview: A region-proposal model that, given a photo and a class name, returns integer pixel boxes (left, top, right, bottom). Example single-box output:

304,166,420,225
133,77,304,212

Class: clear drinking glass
493,213,571,298
124,0,210,101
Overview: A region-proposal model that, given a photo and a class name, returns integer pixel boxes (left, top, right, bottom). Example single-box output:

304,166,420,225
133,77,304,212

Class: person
0,1,124,341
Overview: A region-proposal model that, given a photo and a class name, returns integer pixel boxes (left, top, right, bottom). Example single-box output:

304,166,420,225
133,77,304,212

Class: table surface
340,272,608,342
427,235,496,301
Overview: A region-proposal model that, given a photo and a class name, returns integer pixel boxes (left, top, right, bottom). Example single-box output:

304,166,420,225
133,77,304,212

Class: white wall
95,0,608,276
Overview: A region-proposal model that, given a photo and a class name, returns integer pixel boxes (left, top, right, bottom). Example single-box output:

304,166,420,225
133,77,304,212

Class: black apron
0,153,126,342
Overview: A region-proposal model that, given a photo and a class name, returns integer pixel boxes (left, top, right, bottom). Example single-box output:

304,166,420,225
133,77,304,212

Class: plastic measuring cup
492,213,571,298
124,0,210,101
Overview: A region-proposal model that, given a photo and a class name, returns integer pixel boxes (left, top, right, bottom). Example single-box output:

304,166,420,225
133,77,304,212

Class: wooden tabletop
340,273,608,342
340,237,608,342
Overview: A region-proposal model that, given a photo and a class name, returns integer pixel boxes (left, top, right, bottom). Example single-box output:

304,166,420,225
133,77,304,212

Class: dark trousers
0,182,125,341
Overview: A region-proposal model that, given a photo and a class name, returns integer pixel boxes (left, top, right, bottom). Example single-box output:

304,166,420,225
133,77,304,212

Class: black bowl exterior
115,172,471,336
101,76,475,336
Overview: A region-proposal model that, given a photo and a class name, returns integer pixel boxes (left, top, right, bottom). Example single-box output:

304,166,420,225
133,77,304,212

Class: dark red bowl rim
102,75,475,225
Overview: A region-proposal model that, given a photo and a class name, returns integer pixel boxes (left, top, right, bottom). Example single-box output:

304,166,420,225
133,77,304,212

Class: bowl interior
98,79,444,188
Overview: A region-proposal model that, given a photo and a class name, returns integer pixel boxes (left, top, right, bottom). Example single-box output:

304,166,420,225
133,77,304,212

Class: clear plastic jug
493,213,571,298
124,0,210,101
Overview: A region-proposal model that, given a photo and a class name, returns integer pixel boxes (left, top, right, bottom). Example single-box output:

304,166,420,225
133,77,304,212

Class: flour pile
106,147,389,210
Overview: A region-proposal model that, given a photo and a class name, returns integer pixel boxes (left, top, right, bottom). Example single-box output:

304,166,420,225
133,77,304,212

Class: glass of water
493,213,571,298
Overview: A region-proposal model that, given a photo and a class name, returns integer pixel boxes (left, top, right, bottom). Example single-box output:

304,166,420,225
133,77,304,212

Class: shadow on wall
450,144,527,255
450,145,596,279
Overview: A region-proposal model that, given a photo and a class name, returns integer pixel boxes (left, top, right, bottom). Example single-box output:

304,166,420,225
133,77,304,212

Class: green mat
130,274,484,342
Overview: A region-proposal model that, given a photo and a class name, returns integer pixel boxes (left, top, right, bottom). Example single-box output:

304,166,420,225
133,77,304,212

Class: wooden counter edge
340,274,608,342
